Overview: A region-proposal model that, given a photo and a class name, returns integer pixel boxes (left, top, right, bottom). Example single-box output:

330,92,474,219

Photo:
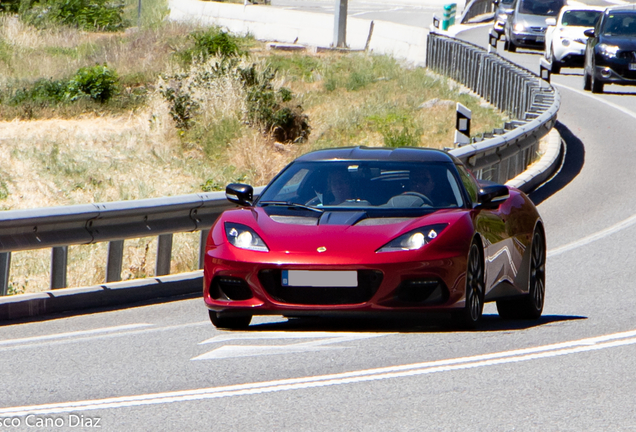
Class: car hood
213,207,472,264
515,13,551,28
599,36,636,50
556,26,592,40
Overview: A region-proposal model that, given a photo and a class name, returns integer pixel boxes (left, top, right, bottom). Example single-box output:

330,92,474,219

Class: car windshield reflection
257,161,466,210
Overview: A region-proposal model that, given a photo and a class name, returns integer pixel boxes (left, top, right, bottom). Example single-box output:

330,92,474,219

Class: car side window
456,165,479,204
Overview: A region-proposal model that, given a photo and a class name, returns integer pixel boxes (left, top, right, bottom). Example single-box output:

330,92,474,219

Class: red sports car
203,147,545,329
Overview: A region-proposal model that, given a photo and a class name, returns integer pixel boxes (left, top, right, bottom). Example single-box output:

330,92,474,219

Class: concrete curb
0,272,202,322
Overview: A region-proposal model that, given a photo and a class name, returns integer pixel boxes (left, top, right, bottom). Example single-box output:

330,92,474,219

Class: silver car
504,0,566,52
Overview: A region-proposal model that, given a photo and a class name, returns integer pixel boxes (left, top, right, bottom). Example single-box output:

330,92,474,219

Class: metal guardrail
0,32,559,297
426,33,559,184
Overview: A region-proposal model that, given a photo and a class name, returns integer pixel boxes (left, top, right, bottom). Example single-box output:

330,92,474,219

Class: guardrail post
0,252,10,296
106,240,125,282
51,246,68,289
199,229,210,269
156,234,173,276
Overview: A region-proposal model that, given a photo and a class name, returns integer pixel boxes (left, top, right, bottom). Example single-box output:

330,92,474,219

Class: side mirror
226,183,254,206
477,184,509,209
584,28,595,37
545,18,556,26
493,0,499,6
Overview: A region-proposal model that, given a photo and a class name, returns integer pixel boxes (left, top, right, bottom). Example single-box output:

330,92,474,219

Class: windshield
519,0,564,16
258,161,466,210
561,10,602,27
602,13,636,37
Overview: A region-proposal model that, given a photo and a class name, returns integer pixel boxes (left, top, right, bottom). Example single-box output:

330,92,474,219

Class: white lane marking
193,332,389,360
548,212,636,258
3,329,636,416
554,82,636,120
0,322,208,352
545,83,636,258
0,324,152,347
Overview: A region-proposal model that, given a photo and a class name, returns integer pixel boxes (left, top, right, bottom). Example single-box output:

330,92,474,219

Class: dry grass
0,19,508,295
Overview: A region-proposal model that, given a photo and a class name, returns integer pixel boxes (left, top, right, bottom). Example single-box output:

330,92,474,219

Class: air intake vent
395,278,448,304
210,277,253,301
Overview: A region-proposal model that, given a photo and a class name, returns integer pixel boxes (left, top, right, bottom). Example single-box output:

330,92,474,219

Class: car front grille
618,51,636,60
258,269,383,305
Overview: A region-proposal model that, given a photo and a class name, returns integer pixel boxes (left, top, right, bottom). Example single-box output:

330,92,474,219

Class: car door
455,165,515,299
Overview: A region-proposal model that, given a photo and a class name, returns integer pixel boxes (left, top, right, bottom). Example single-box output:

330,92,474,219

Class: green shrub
67,64,119,103
241,63,310,142
0,180,9,200
21,0,129,32
158,83,199,131
382,125,422,147
177,29,245,66
9,78,69,105
0,0,20,12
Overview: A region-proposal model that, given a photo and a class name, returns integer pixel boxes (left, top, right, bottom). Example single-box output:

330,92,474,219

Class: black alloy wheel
454,242,485,329
209,310,252,329
497,229,546,319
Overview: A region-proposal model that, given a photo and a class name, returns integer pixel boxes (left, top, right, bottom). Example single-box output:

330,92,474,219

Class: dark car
504,0,566,52
203,147,546,330
583,5,636,93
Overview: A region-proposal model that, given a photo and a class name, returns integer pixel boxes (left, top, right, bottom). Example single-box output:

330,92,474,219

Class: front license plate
630,63,636,71
282,270,357,287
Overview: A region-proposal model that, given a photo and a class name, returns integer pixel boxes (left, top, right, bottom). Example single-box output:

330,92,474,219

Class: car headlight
598,43,619,57
225,223,269,252
560,38,570,46
514,23,526,32
376,224,448,253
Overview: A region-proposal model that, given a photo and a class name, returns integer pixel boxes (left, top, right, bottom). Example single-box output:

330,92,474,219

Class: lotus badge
317,247,327,253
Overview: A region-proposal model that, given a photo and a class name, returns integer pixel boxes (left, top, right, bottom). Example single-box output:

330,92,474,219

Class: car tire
583,70,591,91
496,228,546,320
453,242,485,329
506,39,517,52
209,310,252,329
591,72,604,93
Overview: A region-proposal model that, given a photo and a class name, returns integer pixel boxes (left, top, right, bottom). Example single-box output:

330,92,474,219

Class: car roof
604,5,636,13
293,146,459,164
559,5,605,13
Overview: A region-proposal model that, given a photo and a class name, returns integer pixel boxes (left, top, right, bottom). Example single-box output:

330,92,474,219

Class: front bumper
594,54,636,85
509,31,545,48
553,42,586,65
203,250,468,316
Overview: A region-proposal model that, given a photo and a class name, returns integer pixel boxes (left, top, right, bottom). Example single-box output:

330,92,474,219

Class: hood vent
318,211,366,226
270,215,319,226
355,217,415,226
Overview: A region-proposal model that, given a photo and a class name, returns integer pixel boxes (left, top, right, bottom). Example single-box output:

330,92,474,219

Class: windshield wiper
258,201,324,213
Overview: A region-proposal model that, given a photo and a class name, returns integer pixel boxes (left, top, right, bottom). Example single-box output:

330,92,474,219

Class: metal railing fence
426,33,559,184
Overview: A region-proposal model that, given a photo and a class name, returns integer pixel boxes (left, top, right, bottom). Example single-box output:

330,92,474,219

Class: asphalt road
3,2,636,431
